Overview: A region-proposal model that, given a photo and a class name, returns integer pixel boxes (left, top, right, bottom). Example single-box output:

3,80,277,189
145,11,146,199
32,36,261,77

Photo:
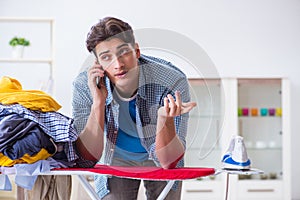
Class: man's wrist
158,113,174,120
91,101,105,111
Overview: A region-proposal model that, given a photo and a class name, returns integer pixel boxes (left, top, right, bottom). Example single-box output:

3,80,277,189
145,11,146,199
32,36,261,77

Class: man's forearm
155,116,184,169
76,103,105,161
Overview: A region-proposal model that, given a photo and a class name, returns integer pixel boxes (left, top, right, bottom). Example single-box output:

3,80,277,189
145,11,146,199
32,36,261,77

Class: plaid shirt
72,54,190,198
0,104,78,162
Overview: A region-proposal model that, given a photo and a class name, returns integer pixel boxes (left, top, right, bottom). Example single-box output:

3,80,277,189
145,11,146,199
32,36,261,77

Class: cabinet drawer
181,180,223,200
237,180,283,199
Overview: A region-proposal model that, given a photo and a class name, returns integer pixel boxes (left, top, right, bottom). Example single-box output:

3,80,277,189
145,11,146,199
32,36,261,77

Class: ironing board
40,164,216,200
3,165,263,200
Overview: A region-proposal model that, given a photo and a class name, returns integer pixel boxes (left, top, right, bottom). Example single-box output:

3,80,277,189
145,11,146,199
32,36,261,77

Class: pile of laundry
0,76,79,191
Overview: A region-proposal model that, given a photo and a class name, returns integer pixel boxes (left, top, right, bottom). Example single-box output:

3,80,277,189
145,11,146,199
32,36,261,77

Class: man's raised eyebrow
117,43,130,49
98,50,110,57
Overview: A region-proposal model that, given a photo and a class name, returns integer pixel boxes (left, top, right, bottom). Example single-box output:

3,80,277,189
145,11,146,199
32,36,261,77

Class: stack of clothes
0,76,79,195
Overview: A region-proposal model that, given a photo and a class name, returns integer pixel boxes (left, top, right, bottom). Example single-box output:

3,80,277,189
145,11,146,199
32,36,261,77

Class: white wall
1,0,300,199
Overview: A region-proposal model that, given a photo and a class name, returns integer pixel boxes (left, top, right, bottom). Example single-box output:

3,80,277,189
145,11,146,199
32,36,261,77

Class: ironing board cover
53,164,215,180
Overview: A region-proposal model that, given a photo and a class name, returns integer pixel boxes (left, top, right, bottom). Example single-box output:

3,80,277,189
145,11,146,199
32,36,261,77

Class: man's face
94,38,140,87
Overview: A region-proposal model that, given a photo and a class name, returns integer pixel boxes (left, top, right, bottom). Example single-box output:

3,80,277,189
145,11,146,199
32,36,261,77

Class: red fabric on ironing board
53,164,215,180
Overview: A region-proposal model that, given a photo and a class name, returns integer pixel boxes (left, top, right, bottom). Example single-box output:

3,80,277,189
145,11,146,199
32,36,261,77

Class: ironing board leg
225,173,229,200
157,180,175,200
77,175,101,200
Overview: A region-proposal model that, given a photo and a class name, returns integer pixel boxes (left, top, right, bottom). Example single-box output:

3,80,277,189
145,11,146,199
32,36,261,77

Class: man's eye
101,55,111,61
119,48,131,56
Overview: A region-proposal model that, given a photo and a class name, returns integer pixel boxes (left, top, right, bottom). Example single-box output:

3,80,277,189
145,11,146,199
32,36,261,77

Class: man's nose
113,56,125,69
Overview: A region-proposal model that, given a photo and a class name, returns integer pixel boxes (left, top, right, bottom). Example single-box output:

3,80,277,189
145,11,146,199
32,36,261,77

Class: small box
276,108,282,116
269,108,275,116
238,108,242,116
242,108,249,116
260,108,268,116
251,108,258,116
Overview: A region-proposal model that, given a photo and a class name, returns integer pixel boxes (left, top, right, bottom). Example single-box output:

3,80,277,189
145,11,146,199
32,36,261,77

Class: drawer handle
186,189,213,193
247,189,275,192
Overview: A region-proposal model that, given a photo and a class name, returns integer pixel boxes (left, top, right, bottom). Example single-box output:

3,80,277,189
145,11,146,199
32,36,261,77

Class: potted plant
9,36,30,58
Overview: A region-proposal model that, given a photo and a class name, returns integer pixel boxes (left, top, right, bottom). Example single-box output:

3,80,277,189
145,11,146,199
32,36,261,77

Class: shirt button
114,131,117,134
110,149,114,152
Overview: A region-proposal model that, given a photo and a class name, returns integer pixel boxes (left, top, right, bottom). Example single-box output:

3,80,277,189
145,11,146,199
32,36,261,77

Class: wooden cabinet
182,78,291,200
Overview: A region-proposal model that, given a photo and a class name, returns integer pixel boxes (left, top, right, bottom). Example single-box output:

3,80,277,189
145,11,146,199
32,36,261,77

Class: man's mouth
115,71,127,78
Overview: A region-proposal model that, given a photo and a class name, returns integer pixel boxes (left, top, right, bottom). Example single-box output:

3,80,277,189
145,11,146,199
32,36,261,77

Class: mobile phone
96,76,101,89
93,50,103,89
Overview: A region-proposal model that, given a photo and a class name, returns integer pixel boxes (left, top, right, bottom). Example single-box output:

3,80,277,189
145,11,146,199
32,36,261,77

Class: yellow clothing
0,148,52,167
0,76,61,112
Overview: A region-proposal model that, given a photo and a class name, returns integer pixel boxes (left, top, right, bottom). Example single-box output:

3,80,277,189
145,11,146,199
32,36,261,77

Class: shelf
192,177,220,182
247,147,282,150
188,146,222,150
238,78,281,86
238,178,282,182
0,17,55,83
0,17,54,23
238,116,281,119
0,58,52,63
190,114,221,118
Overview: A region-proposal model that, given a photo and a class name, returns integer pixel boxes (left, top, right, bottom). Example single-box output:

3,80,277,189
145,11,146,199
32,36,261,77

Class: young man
72,17,196,199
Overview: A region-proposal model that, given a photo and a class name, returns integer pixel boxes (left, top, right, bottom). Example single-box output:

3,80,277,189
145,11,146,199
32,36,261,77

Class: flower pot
11,45,24,58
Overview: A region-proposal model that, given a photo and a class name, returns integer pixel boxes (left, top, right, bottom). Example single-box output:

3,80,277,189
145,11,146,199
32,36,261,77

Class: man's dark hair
86,17,135,52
